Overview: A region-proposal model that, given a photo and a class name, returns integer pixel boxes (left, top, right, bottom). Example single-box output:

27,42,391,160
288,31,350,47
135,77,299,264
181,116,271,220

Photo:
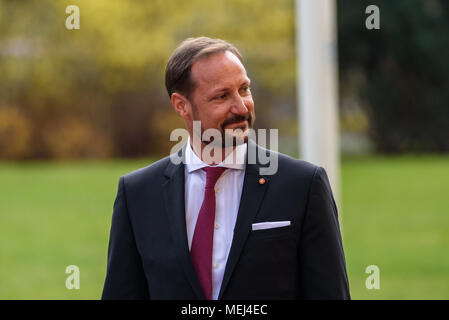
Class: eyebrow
210,79,251,95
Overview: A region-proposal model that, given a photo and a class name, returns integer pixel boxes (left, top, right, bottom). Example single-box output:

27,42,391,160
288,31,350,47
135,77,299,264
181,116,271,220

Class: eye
241,86,251,94
216,93,227,99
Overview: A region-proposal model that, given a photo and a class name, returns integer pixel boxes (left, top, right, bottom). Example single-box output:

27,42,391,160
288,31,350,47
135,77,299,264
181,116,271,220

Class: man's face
188,51,255,146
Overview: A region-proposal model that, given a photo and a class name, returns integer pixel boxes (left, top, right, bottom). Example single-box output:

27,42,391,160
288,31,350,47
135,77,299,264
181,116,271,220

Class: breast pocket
250,224,295,240
228,223,298,299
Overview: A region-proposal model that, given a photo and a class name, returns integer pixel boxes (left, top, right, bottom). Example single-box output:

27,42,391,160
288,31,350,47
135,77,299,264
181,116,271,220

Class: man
102,37,350,300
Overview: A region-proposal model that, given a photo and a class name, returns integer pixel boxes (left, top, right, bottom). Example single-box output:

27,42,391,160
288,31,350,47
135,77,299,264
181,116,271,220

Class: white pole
295,0,340,205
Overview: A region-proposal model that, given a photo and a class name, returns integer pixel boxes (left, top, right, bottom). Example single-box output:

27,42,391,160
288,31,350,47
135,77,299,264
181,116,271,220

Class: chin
223,129,249,148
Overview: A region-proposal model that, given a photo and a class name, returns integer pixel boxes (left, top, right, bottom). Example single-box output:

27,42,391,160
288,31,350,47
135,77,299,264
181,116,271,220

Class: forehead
190,51,249,91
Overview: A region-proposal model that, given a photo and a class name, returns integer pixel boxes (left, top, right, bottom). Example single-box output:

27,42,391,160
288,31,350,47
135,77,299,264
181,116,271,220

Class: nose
230,93,249,115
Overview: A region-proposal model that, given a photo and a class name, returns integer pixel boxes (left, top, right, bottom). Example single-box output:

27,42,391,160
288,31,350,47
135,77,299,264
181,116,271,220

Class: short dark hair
165,37,243,98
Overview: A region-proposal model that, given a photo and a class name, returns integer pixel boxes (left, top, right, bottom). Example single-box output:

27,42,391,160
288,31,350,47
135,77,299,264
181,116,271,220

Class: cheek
199,108,225,128
213,104,232,120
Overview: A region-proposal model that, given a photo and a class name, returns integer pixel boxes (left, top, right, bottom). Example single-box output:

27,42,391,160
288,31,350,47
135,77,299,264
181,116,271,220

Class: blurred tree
0,107,33,159
0,0,296,159
338,0,449,153
4,0,446,159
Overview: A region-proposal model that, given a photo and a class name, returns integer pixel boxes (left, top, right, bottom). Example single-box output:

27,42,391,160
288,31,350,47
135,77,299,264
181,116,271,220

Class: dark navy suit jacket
102,141,350,299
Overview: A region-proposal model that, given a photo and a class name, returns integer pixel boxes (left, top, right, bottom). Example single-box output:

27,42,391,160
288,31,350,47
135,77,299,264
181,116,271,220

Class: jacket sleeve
102,176,150,299
298,167,350,300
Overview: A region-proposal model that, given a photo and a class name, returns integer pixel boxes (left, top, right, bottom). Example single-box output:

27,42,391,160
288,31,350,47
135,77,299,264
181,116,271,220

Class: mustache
221,113,251,129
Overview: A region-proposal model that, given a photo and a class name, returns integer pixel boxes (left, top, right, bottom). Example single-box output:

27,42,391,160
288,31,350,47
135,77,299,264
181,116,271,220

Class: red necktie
190,166,227,300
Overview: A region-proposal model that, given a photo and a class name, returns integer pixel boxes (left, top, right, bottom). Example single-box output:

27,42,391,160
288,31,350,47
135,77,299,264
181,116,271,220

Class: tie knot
203,166,227,189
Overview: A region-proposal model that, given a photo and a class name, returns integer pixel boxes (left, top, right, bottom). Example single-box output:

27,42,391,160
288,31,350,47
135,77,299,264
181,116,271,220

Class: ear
171,92,192,121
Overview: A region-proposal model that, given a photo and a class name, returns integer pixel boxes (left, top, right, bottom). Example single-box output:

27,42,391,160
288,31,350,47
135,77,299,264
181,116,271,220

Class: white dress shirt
184,137,246,300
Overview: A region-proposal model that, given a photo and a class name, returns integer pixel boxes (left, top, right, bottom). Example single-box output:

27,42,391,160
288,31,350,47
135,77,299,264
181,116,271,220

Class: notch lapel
162,147,205,299
218,141,270,299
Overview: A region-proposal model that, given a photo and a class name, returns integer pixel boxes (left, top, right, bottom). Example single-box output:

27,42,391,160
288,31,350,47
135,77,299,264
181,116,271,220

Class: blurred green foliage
1,0,448,159
0,0,296,159
338,0,449,153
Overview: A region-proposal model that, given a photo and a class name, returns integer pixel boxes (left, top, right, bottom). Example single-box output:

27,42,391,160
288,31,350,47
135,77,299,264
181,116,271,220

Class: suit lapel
218,141,270,299
162,147,205,299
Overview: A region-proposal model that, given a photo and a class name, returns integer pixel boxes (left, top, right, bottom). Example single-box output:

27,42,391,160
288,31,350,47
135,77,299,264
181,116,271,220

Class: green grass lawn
0,155,448,299
341,155,449,299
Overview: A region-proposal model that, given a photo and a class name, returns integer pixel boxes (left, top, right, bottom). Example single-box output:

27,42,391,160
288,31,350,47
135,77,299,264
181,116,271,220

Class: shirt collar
185,136,247,173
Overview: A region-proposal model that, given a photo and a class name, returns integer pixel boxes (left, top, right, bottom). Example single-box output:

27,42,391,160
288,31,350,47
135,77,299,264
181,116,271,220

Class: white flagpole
295,0,340,207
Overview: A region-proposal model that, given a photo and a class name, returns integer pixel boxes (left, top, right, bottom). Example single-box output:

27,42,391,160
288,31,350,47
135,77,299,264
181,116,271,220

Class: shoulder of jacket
121,156,172,186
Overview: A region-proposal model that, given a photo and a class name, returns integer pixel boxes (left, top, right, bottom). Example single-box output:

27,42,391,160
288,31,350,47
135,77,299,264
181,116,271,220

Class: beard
191,102,255,149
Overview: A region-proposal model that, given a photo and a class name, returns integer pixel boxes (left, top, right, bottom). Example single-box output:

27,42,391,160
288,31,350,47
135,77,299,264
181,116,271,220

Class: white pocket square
251,221,291,231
